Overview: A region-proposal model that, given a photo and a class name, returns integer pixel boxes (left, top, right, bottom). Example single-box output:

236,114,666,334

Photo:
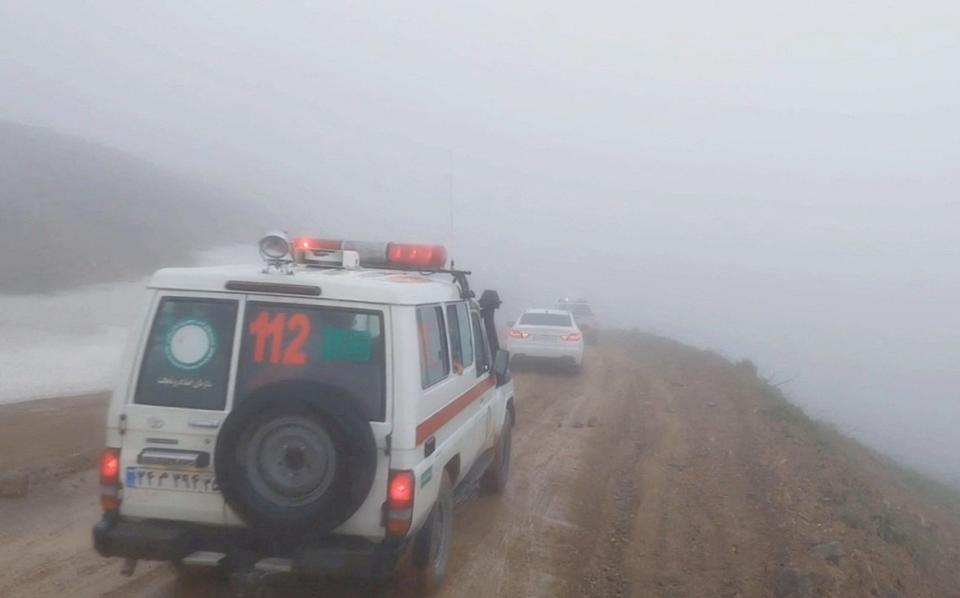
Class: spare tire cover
215,381,377,534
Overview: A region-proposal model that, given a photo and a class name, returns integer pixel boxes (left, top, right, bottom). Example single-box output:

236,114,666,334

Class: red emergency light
292,238,448,270
387,243,447,269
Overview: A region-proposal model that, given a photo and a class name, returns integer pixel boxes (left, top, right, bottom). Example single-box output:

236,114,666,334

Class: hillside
0,122,266,294
0,335,958,596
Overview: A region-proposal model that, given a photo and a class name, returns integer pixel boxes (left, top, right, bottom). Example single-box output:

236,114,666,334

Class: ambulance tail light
385,469,415,536
99,448,122,512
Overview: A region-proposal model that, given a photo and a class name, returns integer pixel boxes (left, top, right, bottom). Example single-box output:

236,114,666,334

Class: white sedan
506,309,584,369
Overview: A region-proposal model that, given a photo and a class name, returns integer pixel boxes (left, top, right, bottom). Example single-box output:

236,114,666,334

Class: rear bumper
93,516,405,578
507,341,583,363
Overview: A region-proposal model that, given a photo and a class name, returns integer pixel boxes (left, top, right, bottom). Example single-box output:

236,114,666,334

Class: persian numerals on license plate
125,467,220,493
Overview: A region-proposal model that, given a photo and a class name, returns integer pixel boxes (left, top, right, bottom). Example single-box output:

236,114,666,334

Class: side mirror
493,349,511,387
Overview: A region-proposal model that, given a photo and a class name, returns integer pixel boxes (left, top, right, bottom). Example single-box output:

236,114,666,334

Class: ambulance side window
471,311,491,375
418,305,450,388
446,302,474,373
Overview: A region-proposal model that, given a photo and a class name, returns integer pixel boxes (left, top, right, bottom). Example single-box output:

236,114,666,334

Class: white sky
2,1,958,203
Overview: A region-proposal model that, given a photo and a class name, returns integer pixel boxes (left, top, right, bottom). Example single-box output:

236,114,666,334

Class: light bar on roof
343,240,393,266
295,238,342,251
387,243,447,269
292,238,448,270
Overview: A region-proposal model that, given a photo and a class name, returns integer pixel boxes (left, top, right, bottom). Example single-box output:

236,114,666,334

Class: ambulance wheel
482,415,512,494
414,472,454,594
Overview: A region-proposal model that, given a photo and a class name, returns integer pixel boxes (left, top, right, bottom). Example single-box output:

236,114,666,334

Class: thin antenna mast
448,148,455,261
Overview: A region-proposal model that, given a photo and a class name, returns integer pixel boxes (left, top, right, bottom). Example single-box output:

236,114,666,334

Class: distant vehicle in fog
507,308,584,371
556,298,599,343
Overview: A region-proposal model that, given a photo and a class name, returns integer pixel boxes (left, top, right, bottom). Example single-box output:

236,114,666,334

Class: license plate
532,334,556,342
125,467,220,493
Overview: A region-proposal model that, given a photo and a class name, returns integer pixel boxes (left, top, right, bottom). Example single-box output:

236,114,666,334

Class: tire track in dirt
571,347,648,598
440,356,610,598
0,467,172,598
514,350,646,598
596,337,784,598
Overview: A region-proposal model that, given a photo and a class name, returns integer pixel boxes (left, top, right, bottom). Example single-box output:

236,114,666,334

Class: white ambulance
93,233,515,594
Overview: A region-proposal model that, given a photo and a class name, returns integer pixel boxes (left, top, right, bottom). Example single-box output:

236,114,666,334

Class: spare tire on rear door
214,381,377,534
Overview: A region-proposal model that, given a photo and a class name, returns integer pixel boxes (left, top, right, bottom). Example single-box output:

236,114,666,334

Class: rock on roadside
0,472,29,498
809,541,843,565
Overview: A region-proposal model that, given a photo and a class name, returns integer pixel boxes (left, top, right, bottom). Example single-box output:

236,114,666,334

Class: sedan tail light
509,329,529,339
561,332,582,342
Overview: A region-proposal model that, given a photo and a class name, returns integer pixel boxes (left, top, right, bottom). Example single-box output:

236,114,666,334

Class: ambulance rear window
235,303,386,421
134,298,238,411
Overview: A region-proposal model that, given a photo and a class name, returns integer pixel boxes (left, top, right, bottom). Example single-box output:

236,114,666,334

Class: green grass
877,453,960,520
745,369,841,450
873,510,938,564
759,376,960,517
737,359,956,567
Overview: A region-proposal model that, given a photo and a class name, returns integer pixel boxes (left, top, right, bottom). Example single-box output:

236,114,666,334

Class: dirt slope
0,393,107,474
1,335,958,597
0,122,265,294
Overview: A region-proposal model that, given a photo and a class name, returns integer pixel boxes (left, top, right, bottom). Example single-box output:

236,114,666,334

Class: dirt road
2,336,959,597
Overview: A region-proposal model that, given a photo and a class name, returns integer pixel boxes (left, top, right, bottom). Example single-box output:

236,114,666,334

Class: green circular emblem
164,319,217,370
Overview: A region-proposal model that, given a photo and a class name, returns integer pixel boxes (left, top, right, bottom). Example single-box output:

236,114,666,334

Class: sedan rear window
135,297,238,411
519,312,573,327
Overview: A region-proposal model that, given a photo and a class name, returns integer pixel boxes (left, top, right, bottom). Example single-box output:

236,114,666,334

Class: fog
1,2,958,483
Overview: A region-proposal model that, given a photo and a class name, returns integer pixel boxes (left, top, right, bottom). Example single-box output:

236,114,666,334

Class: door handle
188,419,220,429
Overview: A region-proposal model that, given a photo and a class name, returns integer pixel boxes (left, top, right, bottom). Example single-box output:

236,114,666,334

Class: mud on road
2,336,959,597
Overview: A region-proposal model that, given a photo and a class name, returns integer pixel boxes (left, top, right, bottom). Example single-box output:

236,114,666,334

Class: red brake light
388,470,414,509
100,448,120,485
387,243,447,269
561,332,582,342
100,448,121,512
386,470,415,536
509,329,529,339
